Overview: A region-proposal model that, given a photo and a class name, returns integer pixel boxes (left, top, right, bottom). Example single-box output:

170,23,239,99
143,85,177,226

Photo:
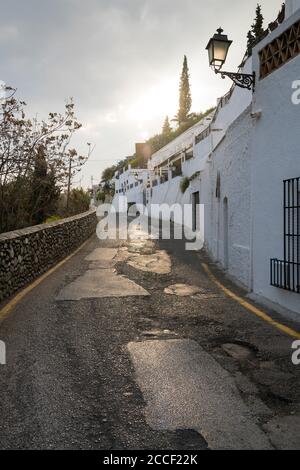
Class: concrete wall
251,9,300,314
0,210,97,302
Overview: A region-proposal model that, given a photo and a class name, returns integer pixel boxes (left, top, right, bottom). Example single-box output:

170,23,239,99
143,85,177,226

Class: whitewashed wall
112,167,149,209
203,108,253,288
251,8,300,314
286,0,300,17
185,58,253,287
148,177,192,227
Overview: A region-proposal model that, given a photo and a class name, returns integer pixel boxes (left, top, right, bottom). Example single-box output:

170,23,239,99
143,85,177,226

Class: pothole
140,329,178,339
128,245,154,255
164,284,204,297
163,429,208,450
211,337,258,353
266,390,294,404
139,317,158,324
209,338,259,365
251,369,298,403
127,239,156,255
221,343,255,362
196,292,225,300
127,251,171,274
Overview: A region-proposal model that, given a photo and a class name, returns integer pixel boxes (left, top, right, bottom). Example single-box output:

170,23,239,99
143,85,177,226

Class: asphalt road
0,232,300,450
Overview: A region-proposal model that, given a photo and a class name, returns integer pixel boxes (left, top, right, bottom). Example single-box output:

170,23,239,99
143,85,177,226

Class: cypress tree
247,4,265,55
176,55,192,127
162,116,172,136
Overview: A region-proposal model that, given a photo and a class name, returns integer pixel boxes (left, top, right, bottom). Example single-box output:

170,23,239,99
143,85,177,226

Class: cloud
0,0,283,186
0,25,19,43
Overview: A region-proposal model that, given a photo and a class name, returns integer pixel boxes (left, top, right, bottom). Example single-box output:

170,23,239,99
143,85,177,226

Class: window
271,177,300,294
260,19,300,79
216,172,221,199
171,160,182,178
195,126,211,145
185,150,194,161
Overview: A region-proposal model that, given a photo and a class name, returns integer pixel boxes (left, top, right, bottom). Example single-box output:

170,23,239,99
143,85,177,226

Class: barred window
271,177,300,294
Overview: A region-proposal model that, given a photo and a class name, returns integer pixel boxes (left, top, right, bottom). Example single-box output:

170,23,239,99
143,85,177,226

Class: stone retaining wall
0,210,97,302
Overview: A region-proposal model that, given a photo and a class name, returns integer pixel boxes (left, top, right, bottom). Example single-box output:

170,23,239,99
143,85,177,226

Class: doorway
223,197,229,269
192,192,200,232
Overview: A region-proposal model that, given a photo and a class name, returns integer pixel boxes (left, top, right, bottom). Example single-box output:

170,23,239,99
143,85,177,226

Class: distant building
112,164,150,208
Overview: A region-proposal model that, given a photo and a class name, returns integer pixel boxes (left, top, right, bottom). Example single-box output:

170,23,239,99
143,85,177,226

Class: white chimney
285,0,300,18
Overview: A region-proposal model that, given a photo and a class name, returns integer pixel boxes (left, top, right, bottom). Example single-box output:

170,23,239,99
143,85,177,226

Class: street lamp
206,28,256,91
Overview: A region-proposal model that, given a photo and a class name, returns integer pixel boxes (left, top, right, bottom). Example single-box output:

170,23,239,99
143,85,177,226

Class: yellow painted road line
0,237,92,324
202,262,300,340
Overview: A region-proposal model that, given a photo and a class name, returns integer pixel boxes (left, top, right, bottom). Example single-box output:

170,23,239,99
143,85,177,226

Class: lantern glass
206,29,232,71
207,40,214,66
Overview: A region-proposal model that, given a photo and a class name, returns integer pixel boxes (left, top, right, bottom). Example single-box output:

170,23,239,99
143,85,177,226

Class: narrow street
0,230,300,450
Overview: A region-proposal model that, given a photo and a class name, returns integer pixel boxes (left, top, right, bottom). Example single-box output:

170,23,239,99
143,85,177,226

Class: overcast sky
1,0,283,187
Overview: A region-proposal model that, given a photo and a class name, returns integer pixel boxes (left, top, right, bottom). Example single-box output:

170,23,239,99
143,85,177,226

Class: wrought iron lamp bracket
215,69,256,91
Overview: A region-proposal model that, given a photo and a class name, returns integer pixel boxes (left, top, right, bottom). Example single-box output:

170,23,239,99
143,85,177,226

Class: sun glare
127,78,178,123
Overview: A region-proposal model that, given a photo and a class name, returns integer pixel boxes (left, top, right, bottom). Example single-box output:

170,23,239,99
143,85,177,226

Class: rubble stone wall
0,210,97,301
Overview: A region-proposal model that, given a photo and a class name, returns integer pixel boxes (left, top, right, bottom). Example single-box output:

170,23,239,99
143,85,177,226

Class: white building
113,165,150,208
250,1,300,315
112,0,300,317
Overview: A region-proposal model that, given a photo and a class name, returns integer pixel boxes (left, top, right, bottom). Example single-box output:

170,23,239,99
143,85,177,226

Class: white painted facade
201,107,253,289
286,0,300,17
113,165,150,208
148,115,214,172
111,0,300,316
250,6,300,314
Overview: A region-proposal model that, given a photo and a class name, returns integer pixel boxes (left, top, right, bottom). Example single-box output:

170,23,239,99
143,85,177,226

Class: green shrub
180,177,190,194
96,190,106,203
44,215,62,224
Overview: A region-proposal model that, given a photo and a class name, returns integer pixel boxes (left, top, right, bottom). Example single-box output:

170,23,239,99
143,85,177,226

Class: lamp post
206,28,256,91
